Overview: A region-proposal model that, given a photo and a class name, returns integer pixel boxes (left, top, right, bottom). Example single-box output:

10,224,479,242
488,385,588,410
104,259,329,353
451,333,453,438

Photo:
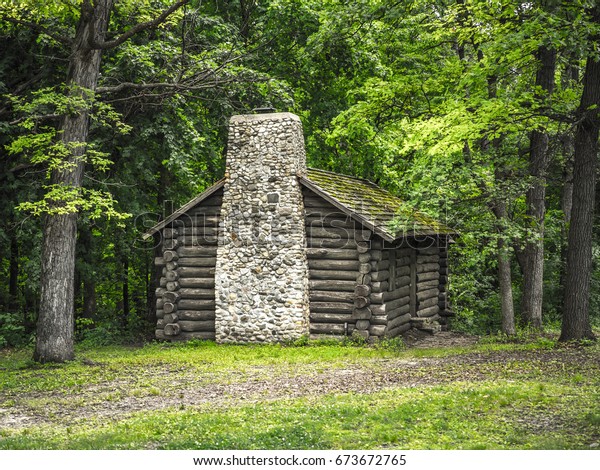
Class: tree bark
494,201,516,336
560,27,600,341
521,46,556,329
9,229,19,311
34,1,113,363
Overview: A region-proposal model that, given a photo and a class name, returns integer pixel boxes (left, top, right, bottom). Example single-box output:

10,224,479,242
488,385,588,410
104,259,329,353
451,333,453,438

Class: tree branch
90,0,189,50
0,13,73,45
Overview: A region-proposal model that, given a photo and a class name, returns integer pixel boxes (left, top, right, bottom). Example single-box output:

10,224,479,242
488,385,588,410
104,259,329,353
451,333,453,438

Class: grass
0,337,598,450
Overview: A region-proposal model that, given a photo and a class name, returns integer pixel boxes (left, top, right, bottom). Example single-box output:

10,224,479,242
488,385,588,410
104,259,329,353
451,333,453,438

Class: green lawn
0,337,598,450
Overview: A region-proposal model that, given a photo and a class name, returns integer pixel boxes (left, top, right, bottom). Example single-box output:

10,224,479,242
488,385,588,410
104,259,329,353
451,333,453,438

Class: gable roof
300,168,456,242
142,168,456,242
141,179,225,240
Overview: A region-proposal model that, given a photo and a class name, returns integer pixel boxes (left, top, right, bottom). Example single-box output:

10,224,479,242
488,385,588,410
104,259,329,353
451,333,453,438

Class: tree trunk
122,255,130,326
494,201,516,336
34,1,113,363
521,46,556,329
9,229,19,311
560,20,600,341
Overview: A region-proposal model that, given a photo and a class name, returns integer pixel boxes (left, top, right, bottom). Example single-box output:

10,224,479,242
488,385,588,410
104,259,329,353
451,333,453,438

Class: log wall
154,191,221,341
415,239,442,322
304,188,364,339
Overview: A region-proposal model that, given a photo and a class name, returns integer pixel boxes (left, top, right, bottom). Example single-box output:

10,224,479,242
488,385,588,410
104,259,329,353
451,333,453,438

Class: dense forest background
1,0,599,351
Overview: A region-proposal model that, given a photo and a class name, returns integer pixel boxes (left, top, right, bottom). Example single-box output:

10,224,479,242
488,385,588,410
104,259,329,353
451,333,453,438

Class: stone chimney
214,112,310,343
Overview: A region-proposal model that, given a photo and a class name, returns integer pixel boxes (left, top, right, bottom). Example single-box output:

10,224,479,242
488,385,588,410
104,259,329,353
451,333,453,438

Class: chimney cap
252,106,277,114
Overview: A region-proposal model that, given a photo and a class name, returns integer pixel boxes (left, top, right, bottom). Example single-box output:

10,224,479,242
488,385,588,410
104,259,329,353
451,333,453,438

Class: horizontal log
305,216,356,229
179,226,219,236
165,270,179,282
309,323,347,335
395,266,411,277
163,239,178,250
310,312,354,324
163,228,178,239
370,250,384,261
154,257,166,267
303,208,349,219
359,263,372,274
163,302,177,314
178,320,215,333
156,319,165,329
417,305,440,318
387,296,410,311
355,319,370,330
371,270,389,281
371,259,390,271
310,301,354,313
177,257,217,267
417,288,439,302
417,263,440,274
164,323,181,336
356,242,369,253
187,205,222,216
179,278,215,288
307,238,358,249
155,329,216,341
306,227,371,241
156,309,164,319
394,275,411,289
177,235,218,246
393,248,414,258
388,313,411,331
418,279,439,290
358,253,371,263
417,271,439,282
387,303,411,321
386,322,411,338
163,313,178,324
166,281,179,291
418,296,439,310
394,256,411,267
156,298,164,310
177,310,216,321
309,270,358,281
178,288,215,299
308,259,360,271
370,285,410,304
306,248,357,260
159,277,167,287
418,255,440,264
178,299,216,310
355,284,371,297
163,291,180,303
371,281,389,293
177,246,218,257
370,314,387,325
166,261,178,271
370,304,386,316
369,324,386,337
356,273,372,285
354,296,370,309
352,307,372,320
417,246,440,255
309,279,356,292
178,266,216,278
310,290,354,303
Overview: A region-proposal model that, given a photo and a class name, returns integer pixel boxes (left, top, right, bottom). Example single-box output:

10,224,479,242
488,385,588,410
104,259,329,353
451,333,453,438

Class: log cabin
143,112,456,343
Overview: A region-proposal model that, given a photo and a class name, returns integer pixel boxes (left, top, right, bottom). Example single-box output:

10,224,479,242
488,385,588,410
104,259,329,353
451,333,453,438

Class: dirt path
1,333,598,432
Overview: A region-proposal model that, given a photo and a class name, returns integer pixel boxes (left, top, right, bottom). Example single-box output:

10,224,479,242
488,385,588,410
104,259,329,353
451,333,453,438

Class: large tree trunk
521,46,556,329
34,1,113,363
9,228,19,311
494,201,516,335
560,20,600,341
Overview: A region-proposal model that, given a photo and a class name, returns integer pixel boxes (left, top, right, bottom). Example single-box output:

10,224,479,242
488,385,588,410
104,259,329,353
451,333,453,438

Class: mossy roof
301,168,456,242
143,167,456,241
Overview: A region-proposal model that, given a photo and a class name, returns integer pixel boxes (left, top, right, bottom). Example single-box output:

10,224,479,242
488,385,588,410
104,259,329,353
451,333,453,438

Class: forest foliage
0,0,599,349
